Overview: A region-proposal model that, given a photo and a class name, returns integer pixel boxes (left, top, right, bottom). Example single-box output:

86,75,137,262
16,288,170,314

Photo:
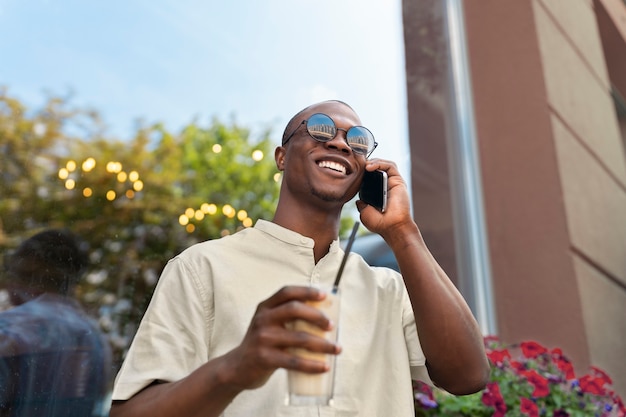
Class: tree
0,89,281,369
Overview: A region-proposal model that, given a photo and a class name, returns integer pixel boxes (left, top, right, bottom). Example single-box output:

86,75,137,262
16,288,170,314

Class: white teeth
318,160,347,174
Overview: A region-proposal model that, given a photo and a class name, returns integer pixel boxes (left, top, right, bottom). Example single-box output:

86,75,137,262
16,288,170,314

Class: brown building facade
403,0,626,394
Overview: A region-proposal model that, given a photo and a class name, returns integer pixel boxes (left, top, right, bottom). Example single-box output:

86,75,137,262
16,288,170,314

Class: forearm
110,355,241,417
383,224,489,395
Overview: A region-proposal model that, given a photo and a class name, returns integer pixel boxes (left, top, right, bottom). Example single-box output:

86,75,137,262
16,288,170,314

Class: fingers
255,286,333,330
257,285,326,310
365,158,400,177
250,324,341,360
250,285,341,356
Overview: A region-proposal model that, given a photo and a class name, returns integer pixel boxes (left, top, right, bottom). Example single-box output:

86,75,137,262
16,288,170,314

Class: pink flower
520,397,539,417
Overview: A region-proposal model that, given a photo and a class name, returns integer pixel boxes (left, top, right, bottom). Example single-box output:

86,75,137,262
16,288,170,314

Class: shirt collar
254,219,341,253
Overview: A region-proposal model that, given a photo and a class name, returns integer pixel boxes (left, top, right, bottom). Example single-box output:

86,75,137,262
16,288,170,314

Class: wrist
381,222,423,251
205,352,247,396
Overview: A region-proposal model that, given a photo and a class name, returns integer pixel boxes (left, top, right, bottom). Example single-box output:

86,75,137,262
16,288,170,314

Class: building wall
404,0,626,394
467,0,626,394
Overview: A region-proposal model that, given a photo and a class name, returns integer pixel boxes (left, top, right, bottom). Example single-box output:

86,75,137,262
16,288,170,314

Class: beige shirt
112,220,430,416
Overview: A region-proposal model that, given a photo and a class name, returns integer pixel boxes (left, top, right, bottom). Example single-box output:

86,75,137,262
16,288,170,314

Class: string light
251,150,263,161
58,158,260,233
82,158,96,172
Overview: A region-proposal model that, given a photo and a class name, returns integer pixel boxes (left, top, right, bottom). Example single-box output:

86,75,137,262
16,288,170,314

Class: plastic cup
287,287,340,406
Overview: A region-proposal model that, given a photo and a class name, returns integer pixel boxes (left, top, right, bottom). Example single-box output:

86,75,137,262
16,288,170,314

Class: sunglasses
282,113,377,157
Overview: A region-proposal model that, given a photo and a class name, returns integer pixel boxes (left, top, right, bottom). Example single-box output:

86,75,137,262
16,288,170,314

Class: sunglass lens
307,113,336,142
347,127,374,155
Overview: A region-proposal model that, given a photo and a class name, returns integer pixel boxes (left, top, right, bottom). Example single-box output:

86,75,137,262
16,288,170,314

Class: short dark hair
4,229,89,294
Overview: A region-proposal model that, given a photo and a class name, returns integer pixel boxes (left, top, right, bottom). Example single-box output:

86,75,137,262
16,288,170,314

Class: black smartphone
359,170,388,212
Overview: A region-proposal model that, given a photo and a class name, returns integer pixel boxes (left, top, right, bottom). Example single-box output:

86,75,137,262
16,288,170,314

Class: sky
0,0,411,181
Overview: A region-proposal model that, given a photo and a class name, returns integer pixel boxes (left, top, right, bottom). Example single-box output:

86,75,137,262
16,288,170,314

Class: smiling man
110,100,489,417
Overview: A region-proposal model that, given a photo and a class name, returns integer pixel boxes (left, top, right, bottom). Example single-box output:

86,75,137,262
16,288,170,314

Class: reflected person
0,229,111,417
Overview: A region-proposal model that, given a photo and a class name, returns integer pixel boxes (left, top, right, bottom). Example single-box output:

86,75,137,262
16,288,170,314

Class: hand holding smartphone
359,170,388,212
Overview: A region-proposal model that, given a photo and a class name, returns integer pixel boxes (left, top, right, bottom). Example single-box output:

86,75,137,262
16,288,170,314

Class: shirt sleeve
111,256,213,400
401,287,434,385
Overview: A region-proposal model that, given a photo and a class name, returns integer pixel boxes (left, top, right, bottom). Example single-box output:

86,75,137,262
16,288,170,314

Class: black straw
332,221,360,292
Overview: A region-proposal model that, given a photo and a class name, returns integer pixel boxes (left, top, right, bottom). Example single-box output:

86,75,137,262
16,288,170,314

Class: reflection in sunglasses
283,113,377,157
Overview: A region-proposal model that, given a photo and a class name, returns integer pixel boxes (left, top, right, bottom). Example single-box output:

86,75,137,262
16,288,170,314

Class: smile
318,160,347,175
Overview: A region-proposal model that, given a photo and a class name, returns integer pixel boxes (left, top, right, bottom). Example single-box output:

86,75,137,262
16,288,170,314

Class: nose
325,128,352,154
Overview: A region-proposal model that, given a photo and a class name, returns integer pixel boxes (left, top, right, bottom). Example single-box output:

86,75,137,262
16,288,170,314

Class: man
0,229,111,417
110,100,489,416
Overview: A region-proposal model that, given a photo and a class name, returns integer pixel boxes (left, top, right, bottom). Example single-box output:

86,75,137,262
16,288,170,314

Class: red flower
520,397,539,417
579,374,607,396
484,335,500,344
520,341,548,359
551,348,575,380
481,382,507,417
590,366,613,385
510,360,526,373
520,369,550,397
487,348,511,365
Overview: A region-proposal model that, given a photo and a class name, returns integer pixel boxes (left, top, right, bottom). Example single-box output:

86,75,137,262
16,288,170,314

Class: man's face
279,101,367,208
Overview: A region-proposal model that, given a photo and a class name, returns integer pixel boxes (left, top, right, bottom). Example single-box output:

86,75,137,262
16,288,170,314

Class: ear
275,146,286,171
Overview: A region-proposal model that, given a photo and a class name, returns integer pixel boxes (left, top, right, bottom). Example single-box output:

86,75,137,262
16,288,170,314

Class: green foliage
414,337,626,417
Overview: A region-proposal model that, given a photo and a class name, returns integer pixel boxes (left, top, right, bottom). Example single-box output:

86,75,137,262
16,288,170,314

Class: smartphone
359,170,388,212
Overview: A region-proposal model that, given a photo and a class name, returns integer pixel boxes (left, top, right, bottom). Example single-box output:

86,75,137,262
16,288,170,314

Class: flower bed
414,336,625,417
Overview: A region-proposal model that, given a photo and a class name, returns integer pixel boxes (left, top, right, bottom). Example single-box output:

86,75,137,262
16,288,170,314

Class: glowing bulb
185,208,195,218
237,210,248,221
133,180,144,191
212,144,222,153
222,204,235,218
83,187,93,197
128,171,139,182
179,214,189,226
252,150,263,161
194,210,205,221
58,168,69,180
117,171,128,182
186,224,195,233
106,190,116,201
65,179,75,190
242,218,253,227
66,160,77,172
82,158,96,172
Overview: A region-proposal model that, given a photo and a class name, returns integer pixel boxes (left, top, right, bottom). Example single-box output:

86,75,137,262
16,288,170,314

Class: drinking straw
332,221,360,292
